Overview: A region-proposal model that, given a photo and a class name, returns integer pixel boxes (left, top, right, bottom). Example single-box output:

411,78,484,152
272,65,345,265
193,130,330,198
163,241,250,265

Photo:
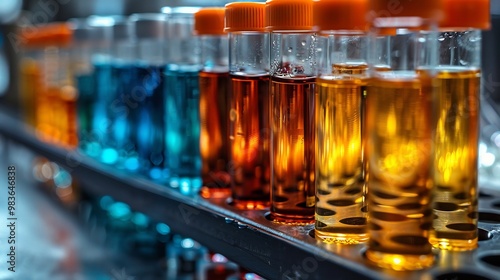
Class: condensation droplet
301,40,306,46
288,47,293,53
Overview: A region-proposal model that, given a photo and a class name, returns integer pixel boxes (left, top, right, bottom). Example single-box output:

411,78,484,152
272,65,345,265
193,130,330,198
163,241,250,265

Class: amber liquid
429,69,480,251
270,76,315,224
19,58,41,128
36,50,78,148
365,74,435,271
315,64,367,244
229,74,270,209
199,71,231,198
36,86,78,148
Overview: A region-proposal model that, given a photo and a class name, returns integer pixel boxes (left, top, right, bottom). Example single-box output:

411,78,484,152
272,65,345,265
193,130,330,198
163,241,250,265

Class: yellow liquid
429,69,480,251
365,74,435,271
315,64,368,244
270,76,315,224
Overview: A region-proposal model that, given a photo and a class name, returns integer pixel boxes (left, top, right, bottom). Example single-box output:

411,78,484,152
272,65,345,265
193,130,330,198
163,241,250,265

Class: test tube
18,27,43,128
429,0,490,251
69,18,98,156
225,2,270,209
266,0,316,224
365,0,441,270
129,14,169,180
163,7,203,195
22,23,75,147
194,8,231,198
312,0,369,244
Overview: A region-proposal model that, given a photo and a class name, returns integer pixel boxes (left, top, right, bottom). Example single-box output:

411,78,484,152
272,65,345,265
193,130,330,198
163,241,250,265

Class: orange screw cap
194,8,226,36
368,0,443,22
440,0,490,30
312,0,369,32
265,0,314,32
225,2,266,32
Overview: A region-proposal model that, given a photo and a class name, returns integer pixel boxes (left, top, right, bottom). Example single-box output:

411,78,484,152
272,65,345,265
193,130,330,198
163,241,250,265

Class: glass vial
87,17,135,167
429,0,490,251
365,0,441,271
193,8,231,198
164,7,203,195
312,0,368,244
69,18,98,157
18,27,43,129
266,0,316,224
225,2,270,209
82,16,115,160
28,23,76,148
129,14,169,180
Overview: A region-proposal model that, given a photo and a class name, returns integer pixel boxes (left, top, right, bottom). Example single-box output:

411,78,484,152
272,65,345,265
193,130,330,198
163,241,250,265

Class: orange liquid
35,49,78,148
365,74,435,271
199,71,231,198
270,76,315,224
229,74,270,209
19,58,41,127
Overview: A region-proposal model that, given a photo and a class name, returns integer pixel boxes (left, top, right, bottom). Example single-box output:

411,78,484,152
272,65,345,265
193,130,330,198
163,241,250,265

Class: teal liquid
164,65,202,194
103,63,137,169
76,72,95,155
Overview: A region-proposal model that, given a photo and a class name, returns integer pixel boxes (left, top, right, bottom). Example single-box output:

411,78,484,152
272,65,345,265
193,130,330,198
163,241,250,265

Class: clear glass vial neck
229,32,269,76
270,31,316,78
368,17,438,77
131,14,168,66
438,29,481,71
316,31,368,78
200,35,228,73
166,11,200,67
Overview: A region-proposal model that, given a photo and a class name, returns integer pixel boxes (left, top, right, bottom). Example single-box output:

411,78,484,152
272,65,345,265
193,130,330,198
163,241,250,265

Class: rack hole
264,212,272,221
273,196,288,203
479,192,494,199
480,254,500,269
478,228,493,241
478,212,500,224
308,229,315,238
492,201,500,210
435,272,492,280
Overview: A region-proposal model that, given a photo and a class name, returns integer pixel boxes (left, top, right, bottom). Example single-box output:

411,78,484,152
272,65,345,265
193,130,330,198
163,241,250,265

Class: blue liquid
129,65,166,179
164,65,202,193
104,63,137,168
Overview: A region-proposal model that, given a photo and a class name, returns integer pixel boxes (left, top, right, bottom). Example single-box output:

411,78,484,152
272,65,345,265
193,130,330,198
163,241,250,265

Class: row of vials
17,0,490,272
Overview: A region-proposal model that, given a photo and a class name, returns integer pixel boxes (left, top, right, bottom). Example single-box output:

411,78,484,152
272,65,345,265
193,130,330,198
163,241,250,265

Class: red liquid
229,74,270,209
270,76,316,224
